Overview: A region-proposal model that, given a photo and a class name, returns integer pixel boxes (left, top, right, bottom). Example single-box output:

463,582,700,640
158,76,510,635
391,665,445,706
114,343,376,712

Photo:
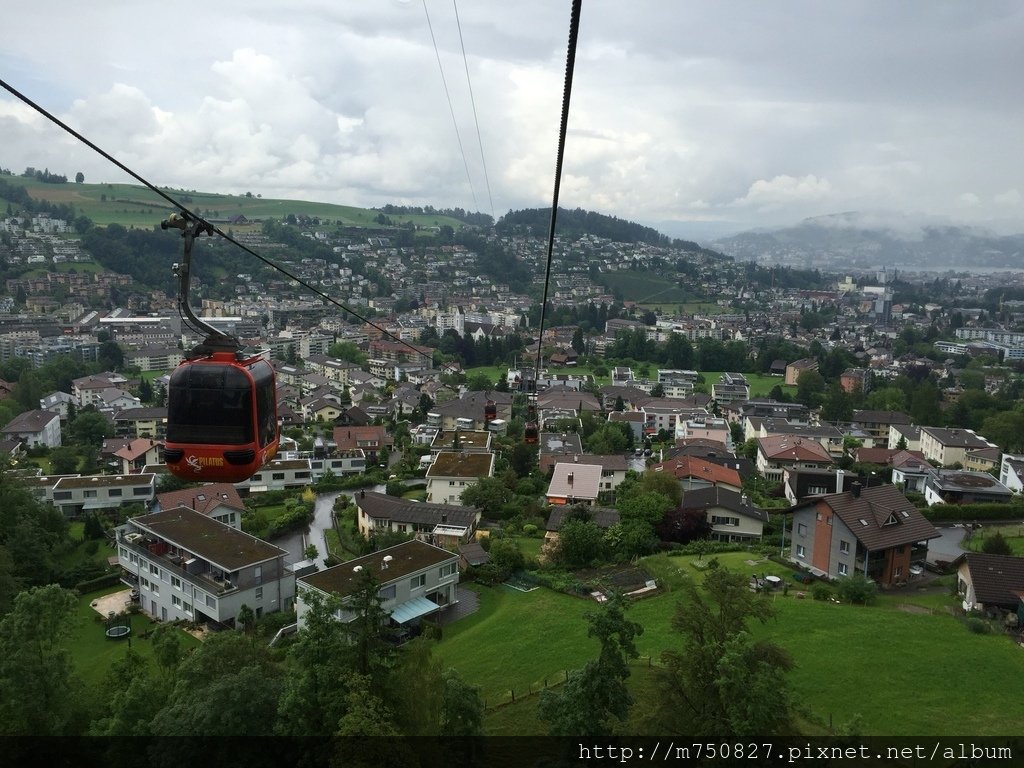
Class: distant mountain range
710,212,1024,271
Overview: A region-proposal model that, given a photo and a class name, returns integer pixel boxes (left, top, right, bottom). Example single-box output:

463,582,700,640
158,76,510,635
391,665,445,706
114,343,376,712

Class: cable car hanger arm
162,213,240,356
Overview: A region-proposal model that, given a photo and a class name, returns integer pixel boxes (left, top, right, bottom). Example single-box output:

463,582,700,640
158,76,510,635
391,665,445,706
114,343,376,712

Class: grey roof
959,553,1024,608
2,409,59,434
131,506,286,571
356,490,479,528
546,506,620,531
681,485,769,522
300,539,456,598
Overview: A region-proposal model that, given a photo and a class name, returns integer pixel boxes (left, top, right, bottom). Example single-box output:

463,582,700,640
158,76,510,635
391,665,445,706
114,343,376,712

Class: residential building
955,553,1024,614
425,451,495,505
113,407,168,440
680,486,768,543
756,435,833,483
154,482,247,530
546,462,602,506
237,458,313,493
652,455,742,493
297,539,459,629
785,358,819,386
789,484,940,586
332,425,393,464
999,454,1024,493
1,409,61,448
919,426,997,467
923,470,1013,506
112,438,163,474
354,490,480,547
52,473,157,517
783,468,858,505
887,423,922,452
852,410,912,443
117,506,294,625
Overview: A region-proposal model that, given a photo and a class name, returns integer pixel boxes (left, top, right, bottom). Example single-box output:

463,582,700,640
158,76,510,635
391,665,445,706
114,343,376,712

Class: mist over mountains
708,212,1024,271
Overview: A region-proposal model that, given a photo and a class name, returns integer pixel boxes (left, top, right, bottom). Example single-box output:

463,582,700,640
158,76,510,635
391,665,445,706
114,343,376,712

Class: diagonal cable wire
0,76,463,382
452,0,494,221
533,0,582,387
422,0,478,212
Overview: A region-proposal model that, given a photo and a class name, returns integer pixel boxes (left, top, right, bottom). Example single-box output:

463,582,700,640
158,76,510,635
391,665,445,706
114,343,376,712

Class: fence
481,655,663,710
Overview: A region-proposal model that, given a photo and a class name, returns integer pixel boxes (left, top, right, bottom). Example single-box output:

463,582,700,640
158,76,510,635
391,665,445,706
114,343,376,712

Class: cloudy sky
2,1,1023,237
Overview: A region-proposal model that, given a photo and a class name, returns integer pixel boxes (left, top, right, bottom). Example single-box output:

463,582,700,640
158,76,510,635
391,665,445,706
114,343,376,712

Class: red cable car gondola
524,400,539,445
164,351,278,482
160,214,279,482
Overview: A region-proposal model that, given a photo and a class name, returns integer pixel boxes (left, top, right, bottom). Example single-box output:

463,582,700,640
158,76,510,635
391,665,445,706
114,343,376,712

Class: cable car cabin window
250,361,277,448
168,364,254,445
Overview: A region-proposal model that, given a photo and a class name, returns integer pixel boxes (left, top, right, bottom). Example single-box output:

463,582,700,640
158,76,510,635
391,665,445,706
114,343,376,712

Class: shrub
965,617,991,635
522,523,538,537
835,574,878,605
811,583,833,601
83,540,99,556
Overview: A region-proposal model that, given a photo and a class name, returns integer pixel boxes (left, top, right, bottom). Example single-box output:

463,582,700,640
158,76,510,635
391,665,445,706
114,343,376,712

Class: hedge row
75,572,123,594
922,503,1024,522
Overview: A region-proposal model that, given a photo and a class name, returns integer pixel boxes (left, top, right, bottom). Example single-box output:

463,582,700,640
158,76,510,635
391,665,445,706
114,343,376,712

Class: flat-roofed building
117,506,293,625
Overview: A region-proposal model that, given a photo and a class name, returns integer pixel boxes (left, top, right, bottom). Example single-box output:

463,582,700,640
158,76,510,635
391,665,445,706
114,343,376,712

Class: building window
439,562,456,577
140,577,150,589
119,547,128,559
839,540,850,554
172,595,182,608
254,566,262,585
129,553,139,565
109,488,123,497
206,594,216,608
378,584,397,599
84,490,97,499
151,584,159,596
171,576,182,590
150,564,160,577
410,573,426,589
272,473,285,480
796,545,806,559
255,587,263,601
797,523,807,536
837,563,849,576
134,487,150,495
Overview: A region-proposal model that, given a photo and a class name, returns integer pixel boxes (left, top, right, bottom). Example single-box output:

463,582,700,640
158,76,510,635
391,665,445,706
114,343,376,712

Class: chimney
360,489,365,499
851,481,862,498
567,472,574,486
836,468,844,494
441,514,447,524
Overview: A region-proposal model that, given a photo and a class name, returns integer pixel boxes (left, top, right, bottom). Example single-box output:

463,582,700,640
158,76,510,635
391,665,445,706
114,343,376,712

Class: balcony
119,533,239,596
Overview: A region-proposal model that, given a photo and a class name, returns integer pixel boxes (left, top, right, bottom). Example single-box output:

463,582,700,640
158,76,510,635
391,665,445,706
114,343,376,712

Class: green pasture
700,370,794,397
598,269,698,304
438,551,1024,736
18,177,468,231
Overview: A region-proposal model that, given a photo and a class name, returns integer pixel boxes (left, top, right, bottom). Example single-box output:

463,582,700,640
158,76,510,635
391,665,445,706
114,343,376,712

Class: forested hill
497,207,671,245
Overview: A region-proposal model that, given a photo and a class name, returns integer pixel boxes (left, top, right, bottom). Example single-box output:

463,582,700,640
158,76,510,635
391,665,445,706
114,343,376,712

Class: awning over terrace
390,596,440,625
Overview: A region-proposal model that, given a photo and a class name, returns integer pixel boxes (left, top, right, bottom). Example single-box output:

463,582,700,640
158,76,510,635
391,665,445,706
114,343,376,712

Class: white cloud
0,1,1022,233
730,174,832,209
994,189,1021,206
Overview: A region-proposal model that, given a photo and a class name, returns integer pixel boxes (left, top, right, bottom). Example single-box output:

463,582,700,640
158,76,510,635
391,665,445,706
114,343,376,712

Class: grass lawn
503,534,545,561
962,523,1024,556
441,552,1024,736
71,586,200,690
700,370,794,398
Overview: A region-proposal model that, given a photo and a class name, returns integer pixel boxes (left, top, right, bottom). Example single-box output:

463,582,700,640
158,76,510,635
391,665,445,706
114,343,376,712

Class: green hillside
9,175,469,231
